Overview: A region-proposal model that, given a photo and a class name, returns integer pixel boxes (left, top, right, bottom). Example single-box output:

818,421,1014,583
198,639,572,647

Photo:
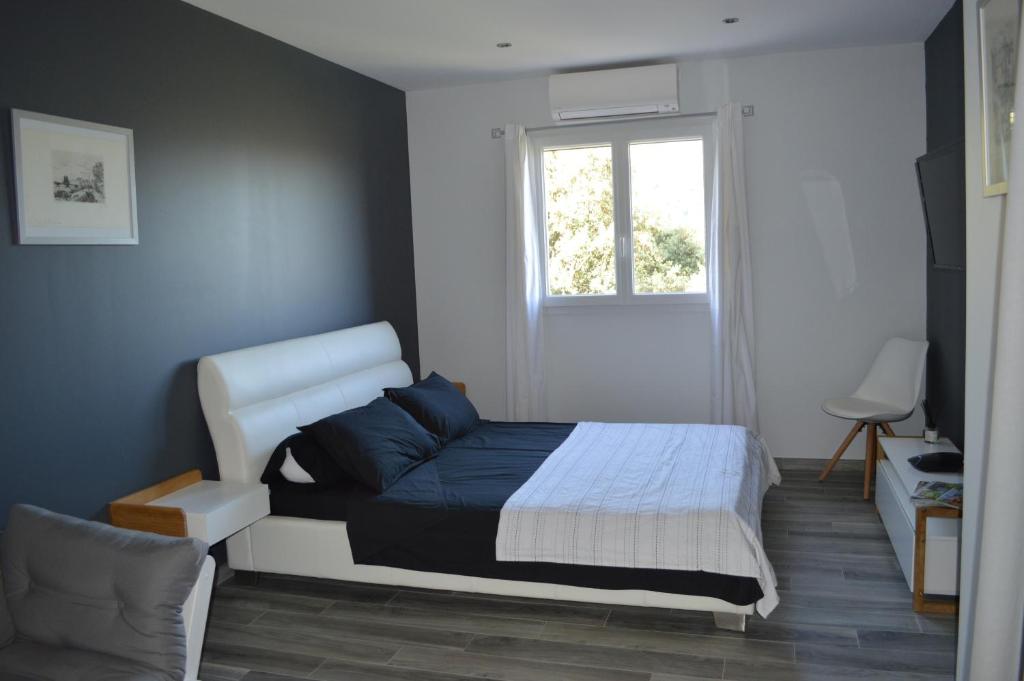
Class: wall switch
491,127,505,139
742,105,755,117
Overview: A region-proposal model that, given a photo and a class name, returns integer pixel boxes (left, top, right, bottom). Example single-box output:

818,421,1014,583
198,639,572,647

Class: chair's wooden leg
820,421,865,481
876,422,894,461
863,424,878,500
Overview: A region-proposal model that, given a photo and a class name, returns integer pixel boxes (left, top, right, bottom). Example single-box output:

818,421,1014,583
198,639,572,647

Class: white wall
957,1,1007,677
407,43,927,459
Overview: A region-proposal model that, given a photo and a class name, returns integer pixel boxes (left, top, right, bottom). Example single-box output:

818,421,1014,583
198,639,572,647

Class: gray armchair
0,504,214,681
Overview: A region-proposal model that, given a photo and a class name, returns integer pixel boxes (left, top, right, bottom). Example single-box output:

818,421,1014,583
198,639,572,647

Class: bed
198,321,779,631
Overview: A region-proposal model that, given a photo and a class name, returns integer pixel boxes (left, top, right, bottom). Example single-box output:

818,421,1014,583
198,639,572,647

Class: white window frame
530,116,714,309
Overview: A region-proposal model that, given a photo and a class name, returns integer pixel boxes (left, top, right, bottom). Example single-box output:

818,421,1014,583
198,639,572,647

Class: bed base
197,323,758,633
713,612,747,632
227,516,755,630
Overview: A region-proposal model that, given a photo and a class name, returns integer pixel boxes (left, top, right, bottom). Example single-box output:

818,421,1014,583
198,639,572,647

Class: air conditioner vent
549,64,679,122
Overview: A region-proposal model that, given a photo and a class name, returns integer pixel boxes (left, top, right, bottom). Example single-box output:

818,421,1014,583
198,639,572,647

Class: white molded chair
818,338,929,499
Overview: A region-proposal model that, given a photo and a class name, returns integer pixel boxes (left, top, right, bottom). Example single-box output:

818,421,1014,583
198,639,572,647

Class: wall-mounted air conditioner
548,64,679,121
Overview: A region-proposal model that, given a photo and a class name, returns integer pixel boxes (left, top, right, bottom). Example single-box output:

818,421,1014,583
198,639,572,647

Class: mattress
269,421,763,606
267,479,357,522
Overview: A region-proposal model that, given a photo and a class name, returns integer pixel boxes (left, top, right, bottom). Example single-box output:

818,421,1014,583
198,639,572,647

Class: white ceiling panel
184,0,956,90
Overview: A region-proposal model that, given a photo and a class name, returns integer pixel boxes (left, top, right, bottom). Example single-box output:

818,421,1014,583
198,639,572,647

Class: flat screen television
916,140,966,270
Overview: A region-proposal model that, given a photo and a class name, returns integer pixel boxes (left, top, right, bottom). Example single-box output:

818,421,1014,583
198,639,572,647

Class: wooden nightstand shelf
109,469,269,544
913,504,962,614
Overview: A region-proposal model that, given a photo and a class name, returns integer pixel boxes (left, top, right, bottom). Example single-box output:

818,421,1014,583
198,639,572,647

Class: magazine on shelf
911,481,963,510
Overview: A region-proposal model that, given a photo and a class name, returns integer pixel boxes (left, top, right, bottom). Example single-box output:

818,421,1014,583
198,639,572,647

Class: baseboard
230,569,260,586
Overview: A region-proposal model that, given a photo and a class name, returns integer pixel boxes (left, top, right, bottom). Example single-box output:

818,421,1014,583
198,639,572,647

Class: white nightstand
876,436,962,614
109,469,269,544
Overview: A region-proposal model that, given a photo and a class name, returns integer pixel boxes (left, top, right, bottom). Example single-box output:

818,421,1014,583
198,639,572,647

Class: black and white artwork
52,150,105,204
979,0,1021,196
12,110,137,244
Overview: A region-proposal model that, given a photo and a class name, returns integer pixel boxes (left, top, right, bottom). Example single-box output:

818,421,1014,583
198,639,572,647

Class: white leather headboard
197,321,413,484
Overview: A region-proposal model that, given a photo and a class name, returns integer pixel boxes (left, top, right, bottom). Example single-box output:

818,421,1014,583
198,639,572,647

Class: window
533,117,712,305
543,145,616,296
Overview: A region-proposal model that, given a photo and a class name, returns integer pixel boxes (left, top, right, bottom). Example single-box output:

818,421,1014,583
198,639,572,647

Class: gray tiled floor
200,459,957,681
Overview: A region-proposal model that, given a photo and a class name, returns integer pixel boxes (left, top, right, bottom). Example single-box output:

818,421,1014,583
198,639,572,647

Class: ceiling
184,0,956,91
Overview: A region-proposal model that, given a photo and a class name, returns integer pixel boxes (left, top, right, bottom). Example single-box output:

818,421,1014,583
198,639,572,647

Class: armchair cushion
0,639,164,681
1,504,206,680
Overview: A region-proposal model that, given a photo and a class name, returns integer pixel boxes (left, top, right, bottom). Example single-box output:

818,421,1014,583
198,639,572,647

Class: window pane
543,145,616,296
630,139,706,294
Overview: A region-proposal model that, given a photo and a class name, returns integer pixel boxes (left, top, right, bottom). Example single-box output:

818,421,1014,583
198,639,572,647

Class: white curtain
709,103,759,432
966,22,1024,680
504,124,546,421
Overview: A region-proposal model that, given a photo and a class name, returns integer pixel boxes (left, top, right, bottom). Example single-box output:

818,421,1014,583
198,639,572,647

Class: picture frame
978,0,1021,197
11,109,138,245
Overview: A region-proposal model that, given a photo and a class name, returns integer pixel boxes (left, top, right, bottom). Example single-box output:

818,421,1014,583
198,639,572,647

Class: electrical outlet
742,105,755,117
491,127,505,139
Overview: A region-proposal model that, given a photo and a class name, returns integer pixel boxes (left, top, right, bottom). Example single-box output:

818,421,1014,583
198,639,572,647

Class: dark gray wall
924,0,966,450
0,0,419,527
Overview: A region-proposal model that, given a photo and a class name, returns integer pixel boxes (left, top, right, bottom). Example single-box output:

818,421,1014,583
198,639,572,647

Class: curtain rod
524,110,717,134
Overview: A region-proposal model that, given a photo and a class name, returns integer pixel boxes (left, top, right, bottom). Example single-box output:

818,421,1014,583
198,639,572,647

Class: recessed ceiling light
722,17,740,24
496,41,512,48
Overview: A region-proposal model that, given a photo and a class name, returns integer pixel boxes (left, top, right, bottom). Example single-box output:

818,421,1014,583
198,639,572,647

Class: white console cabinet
876,437,961,612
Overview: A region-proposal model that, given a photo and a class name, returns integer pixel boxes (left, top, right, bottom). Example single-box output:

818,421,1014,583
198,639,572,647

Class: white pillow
280,448,315,484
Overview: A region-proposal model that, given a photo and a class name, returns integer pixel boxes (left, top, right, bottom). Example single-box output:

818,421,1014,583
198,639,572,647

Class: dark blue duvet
274,421,763,606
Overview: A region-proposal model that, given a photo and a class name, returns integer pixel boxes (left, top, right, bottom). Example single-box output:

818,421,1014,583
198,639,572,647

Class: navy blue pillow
299,397,440,493
260,432,349,487
386,372,480,445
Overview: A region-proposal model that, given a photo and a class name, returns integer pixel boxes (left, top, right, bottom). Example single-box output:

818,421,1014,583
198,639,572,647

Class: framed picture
11,109,138,244
978,0,1021,197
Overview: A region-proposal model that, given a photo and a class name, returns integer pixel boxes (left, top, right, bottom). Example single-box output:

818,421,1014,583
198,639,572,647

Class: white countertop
147,479,269,544
879,437,963,497
148,479,264,513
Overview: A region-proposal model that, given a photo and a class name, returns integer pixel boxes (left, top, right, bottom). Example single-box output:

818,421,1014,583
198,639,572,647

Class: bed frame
197,321,752,631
